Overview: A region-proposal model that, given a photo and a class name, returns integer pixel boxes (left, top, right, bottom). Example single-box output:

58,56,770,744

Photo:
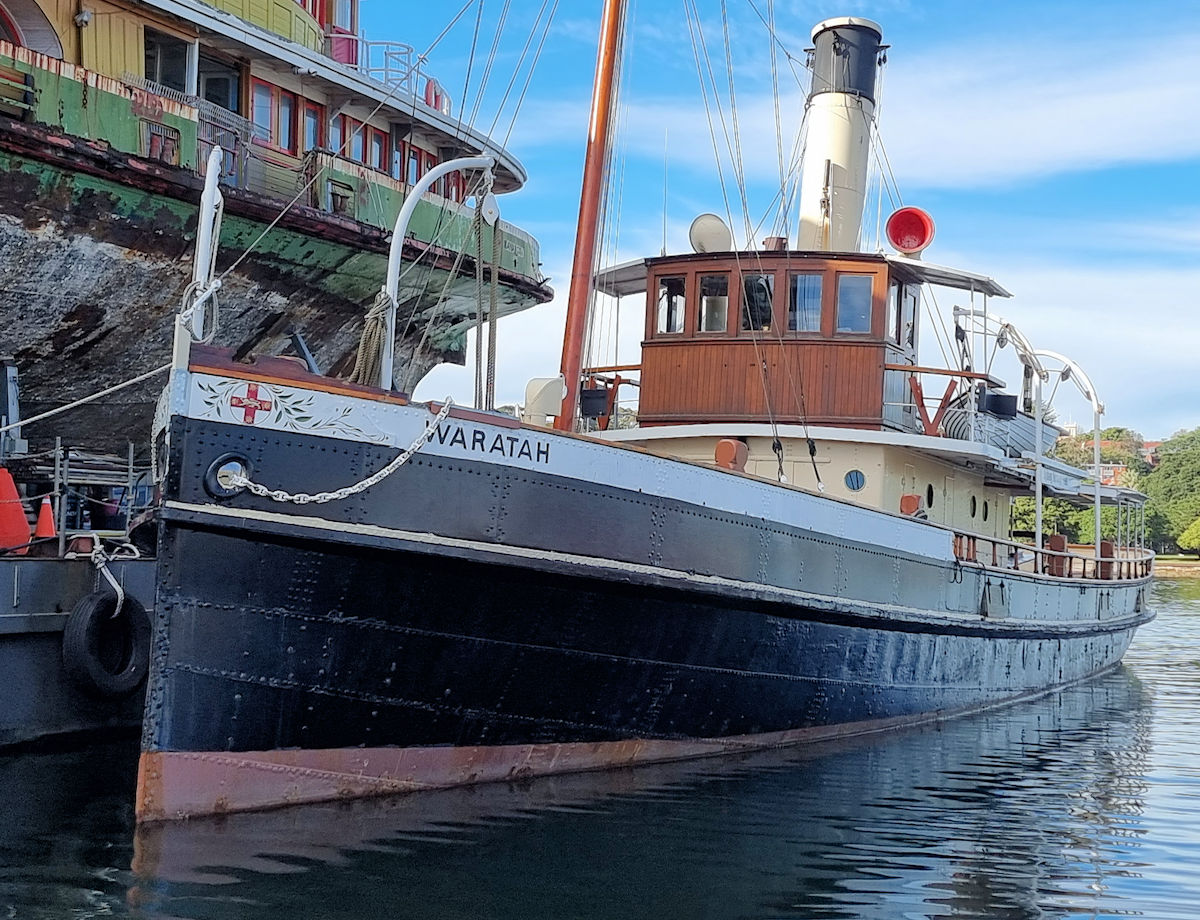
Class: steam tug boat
136,12,1154,821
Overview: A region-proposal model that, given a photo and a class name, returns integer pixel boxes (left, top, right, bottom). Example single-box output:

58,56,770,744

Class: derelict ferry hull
137,370,1151,821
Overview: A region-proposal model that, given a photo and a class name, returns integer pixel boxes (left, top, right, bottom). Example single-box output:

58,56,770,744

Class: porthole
926,484,935,508
983,500,990,521
970,496,978,518
844,469,866,492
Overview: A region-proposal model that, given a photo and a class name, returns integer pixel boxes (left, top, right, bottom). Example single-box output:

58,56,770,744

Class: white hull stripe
183,371,956,563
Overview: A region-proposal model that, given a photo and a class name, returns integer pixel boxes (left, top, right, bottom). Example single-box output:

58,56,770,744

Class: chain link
228,398,455,505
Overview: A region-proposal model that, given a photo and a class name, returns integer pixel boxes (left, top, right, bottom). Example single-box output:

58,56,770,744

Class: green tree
1142,427,1200,549
1178,517,1200,557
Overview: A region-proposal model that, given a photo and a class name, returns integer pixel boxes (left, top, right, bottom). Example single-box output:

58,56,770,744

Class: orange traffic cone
33,496,56,540
0,468,29,554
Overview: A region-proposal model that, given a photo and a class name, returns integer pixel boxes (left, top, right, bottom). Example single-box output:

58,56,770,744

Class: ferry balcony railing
328,33,424,99
950,528,1154,581
0,63,35,121
120,73,254,187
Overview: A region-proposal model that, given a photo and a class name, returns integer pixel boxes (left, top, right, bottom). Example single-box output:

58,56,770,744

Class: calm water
3,579,1200,919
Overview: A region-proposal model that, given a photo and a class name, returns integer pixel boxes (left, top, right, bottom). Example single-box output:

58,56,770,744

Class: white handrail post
173,146,225,369
1093,404,1102,563
380,154,496,390
1034,369,1044,552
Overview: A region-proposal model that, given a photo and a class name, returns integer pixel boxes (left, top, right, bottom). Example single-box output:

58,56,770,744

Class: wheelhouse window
656,276,685,334
348,118,365,161
144,29,190,94
296,0,320,17
788,272,822,332
899,283,919,348
697,274,728,333
836,274,873,334
741,274,774,331
251,79,299,153
887,281,899,343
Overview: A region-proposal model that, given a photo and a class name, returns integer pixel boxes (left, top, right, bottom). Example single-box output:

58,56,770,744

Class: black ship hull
138,402,1149,820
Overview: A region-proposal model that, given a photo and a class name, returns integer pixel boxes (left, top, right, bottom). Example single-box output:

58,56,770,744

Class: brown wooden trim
582,364,641,374
886,363,999,382
189,345,409,405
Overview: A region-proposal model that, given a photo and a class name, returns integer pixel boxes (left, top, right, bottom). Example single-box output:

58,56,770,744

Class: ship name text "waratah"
434,424,551,463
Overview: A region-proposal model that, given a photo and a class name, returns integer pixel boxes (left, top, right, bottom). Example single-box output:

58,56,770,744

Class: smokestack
796,17,883,252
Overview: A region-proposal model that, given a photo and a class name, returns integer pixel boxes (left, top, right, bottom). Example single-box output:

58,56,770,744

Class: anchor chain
228,399,455,505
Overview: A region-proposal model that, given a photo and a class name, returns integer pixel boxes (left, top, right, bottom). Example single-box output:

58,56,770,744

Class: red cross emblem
230,383,273,424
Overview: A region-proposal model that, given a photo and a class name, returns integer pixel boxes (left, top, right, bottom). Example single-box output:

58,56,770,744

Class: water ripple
4,580,1200,918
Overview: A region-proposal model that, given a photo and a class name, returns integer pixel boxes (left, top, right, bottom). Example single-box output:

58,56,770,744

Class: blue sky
361,1,1200,441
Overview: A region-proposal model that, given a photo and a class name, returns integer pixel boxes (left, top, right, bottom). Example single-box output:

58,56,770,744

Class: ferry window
278,94,295,151
303,102,323,151
391,142,404,180
296,0,320,17
698,274,729,333
845,470,866,492
251,80,299,153
425,153,440,193
900,284,919,348
198,55,239,111
836,274,873,333
144,29,189,94
741,274,775,331
329,115,344,153
332,0,354,30
926,483,935,509
656,276,685,334
368,128,387,171
788,272,822,332
408,146,422,185
251,82,272,141
970,495,978,518
983,500,989,522
348,119,365,162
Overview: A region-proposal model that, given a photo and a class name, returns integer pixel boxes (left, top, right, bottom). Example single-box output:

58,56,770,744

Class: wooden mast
555,0,627,431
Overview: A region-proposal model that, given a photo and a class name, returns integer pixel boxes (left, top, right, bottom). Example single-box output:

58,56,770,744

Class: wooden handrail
885,364,1006,387
582,363,641,374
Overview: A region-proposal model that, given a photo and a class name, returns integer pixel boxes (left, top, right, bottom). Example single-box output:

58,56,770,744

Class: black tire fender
62,591,151,699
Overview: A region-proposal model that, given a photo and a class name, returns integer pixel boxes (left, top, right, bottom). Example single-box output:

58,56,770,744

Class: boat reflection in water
129,666,1151,919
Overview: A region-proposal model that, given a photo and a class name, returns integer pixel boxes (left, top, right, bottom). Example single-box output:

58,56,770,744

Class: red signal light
885,207,935,254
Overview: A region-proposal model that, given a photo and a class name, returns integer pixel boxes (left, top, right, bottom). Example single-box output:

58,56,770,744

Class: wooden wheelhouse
631,250,933,430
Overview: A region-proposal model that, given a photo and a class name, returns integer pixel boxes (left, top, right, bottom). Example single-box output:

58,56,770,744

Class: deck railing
951,529,1153,580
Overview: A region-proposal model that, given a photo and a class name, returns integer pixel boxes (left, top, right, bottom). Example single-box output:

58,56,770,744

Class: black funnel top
808,18,883,103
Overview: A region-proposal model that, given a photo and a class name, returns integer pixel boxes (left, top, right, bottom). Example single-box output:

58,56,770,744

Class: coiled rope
347,291,392,387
